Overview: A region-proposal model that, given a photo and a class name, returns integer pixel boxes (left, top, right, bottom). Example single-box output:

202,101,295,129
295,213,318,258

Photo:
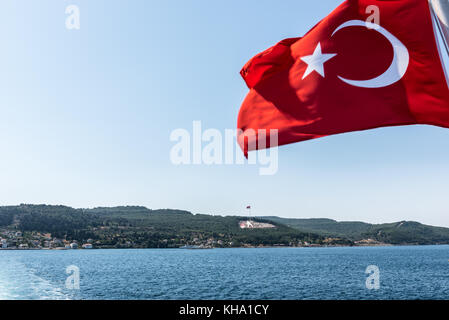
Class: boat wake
0,253,69,300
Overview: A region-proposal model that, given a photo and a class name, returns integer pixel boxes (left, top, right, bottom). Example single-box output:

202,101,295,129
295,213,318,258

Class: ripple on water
0,246,448,300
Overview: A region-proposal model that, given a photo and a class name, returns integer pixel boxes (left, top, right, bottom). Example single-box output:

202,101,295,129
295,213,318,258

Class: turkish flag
237,0,449,153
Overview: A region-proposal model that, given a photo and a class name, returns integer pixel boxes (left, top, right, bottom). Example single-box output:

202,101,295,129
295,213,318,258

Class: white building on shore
70,242,78,249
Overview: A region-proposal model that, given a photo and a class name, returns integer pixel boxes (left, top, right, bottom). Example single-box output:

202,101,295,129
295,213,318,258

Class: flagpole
430,0,449,56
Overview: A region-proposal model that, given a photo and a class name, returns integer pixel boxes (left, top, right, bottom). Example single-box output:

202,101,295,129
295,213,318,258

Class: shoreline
2,243,448,251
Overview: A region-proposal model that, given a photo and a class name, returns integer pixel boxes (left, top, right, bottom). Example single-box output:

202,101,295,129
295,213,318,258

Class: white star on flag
300,43,337,79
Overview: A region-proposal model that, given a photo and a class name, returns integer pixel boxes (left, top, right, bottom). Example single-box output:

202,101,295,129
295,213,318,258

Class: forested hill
263,217,449,245
1,204,449,248
0,205,325,248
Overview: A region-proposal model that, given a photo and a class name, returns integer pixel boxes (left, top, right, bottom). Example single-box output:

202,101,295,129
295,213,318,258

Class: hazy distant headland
1,204,449,250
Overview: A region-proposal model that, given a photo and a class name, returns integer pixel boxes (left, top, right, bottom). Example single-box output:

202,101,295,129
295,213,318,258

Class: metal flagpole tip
431,0,449,46
431,0,449,27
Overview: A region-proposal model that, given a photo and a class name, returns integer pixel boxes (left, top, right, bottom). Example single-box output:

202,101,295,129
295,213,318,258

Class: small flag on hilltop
237,0,449,154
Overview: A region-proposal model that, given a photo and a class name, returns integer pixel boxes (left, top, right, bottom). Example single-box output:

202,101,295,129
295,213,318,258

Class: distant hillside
1,205,449,249
263,217,449,245
0,205,325,248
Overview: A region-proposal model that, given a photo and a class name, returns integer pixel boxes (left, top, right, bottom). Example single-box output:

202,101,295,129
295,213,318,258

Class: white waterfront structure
70,242,78,249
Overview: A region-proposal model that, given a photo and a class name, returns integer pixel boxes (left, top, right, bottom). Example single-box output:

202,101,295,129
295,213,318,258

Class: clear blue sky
0,0,448,226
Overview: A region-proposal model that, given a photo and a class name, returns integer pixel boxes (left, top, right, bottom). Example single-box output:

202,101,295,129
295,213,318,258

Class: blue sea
0,246,448,300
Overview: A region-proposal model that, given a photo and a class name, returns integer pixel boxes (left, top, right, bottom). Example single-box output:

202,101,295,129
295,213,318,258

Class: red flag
238,0,449,153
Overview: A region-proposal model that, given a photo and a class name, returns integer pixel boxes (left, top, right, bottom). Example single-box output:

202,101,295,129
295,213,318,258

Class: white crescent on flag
331,20,410,89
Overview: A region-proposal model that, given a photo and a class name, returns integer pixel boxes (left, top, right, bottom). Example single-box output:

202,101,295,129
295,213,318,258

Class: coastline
12,243,449,251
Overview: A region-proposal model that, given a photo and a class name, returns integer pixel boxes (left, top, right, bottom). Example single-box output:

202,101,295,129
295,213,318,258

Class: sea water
0,246,448,300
